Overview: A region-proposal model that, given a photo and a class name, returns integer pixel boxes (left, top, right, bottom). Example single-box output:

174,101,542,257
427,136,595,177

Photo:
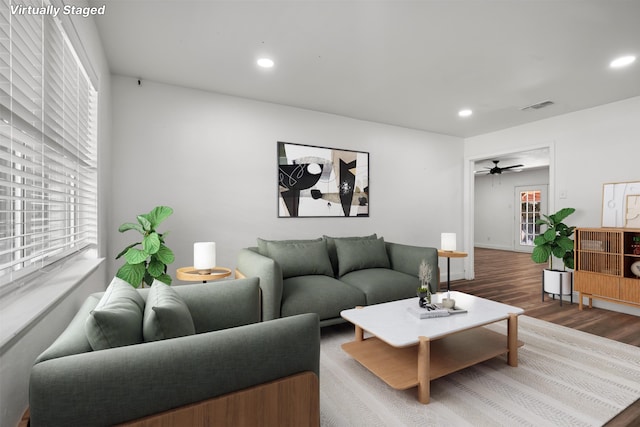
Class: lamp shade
441,233,456,251
194,242,216,271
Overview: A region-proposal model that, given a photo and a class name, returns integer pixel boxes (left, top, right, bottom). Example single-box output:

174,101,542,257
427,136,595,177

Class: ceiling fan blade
500,164,524,171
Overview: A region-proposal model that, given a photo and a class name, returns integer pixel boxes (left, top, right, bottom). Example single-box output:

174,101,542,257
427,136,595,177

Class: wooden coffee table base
341,314,523,404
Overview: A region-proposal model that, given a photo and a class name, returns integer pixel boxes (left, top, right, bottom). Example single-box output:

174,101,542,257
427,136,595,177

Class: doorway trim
463,141,556,280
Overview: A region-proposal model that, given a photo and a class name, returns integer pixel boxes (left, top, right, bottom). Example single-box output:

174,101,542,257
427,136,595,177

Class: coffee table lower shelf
341,326,524,399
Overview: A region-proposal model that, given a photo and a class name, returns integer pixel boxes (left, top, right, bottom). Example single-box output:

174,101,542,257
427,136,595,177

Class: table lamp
441,233,456,252
194,242,216,274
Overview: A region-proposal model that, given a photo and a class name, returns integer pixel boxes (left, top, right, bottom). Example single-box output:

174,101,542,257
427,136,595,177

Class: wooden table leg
354,306,364,341
417,336,430,404
355,325,364,342
507,313,518,367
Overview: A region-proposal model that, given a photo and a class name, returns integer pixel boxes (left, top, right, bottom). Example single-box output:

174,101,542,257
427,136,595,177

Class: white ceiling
91,0,640,138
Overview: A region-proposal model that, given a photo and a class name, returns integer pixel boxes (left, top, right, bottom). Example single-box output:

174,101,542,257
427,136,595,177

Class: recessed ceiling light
458,109,473,118
610,55,636,68
257,58,274,68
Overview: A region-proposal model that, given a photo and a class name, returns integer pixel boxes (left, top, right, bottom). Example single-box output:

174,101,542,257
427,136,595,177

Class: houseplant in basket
531,207,576,299
116,205,175,287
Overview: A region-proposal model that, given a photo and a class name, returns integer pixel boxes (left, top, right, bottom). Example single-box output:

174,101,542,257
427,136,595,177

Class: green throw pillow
265,239,334,279
323,234,377,276
85,277,145,351
335,237,390,277
257,237,323,256
143,280,195,342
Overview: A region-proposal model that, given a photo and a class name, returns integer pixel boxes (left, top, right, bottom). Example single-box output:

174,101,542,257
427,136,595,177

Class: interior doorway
464,145,553,280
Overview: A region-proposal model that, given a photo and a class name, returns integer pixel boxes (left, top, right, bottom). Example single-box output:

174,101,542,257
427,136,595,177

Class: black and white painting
278,141,369,217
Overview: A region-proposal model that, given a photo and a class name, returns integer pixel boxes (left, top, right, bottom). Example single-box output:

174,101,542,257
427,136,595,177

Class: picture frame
601,180,640,227
278,141,369,218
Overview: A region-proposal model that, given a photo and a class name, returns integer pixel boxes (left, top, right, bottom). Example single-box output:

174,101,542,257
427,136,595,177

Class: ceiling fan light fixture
610,55,636,69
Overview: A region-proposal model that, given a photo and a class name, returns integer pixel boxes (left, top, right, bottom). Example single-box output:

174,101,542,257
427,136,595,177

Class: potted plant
116,206,175,287
531,207,576,299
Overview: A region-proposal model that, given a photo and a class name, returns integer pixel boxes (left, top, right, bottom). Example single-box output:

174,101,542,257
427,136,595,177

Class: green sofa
236,235,439,326
29,278,320,426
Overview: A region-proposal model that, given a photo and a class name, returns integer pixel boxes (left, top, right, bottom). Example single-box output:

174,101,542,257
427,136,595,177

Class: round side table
176,266,232,283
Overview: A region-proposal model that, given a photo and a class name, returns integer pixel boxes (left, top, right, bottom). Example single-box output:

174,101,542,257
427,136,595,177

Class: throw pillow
85,277,145,351
323,234,377,276
335,237,390,277
143,280,196,342
265,239,334,279
257,237,323,256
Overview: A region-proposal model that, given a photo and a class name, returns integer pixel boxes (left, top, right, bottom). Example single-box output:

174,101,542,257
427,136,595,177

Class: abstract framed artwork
602,180,640,227
278,141,369,217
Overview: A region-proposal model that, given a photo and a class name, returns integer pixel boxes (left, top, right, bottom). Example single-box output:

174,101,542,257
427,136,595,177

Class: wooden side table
176,266,232,283
437,250,468,292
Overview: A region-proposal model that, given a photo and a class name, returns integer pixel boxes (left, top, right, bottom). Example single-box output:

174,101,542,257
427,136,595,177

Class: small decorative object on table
417,259,432,308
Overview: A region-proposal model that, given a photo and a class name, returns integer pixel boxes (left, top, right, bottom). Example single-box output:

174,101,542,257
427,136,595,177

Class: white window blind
0,0,98,292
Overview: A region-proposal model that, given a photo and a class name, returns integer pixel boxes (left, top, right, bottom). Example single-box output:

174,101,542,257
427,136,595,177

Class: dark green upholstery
29,278,320,427
281,275,366,321
237,237,439,326
339,268,419,305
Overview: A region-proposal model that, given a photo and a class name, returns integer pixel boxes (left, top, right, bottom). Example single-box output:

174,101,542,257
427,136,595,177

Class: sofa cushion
257,237,322,256
323,234,377,276
281,275,366,321
85,277,145,350
339,268,418,305
264,239,334,279
143,280,196,342
335,237,390,277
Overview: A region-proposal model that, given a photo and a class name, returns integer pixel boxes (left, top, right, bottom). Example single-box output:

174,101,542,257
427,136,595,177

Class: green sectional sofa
236,235,439,326
29,277,320,427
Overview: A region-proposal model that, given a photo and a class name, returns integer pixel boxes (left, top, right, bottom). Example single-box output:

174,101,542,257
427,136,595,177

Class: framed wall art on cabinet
601,181,640,227
278,141,369,218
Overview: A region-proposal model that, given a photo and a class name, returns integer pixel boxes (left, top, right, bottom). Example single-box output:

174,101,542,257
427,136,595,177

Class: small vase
417,286,431,307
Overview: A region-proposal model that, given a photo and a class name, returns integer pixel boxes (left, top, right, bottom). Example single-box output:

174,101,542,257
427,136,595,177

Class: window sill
0,257,105,354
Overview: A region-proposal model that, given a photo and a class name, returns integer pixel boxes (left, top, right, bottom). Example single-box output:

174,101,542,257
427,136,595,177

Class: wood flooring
449,247,640,347
451,247,640,426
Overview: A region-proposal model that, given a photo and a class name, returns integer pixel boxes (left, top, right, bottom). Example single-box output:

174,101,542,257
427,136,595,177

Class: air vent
521,100,555,111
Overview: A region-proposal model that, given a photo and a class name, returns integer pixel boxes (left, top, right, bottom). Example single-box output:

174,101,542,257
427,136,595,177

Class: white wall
464,96,640,315
109,76,465,282
475,168,549,250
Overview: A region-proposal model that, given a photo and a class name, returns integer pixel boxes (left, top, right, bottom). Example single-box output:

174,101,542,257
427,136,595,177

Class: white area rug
320,315,640,426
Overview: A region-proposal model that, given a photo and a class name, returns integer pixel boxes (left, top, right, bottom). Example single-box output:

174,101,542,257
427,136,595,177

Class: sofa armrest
236,248,283,321
386,242,439,291
29,313,320,427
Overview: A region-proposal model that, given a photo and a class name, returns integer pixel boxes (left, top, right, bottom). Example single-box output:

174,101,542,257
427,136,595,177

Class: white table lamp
441,233,456,252
194,242,216,274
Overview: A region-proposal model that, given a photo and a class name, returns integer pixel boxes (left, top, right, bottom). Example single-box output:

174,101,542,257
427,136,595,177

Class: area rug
319,315,640,426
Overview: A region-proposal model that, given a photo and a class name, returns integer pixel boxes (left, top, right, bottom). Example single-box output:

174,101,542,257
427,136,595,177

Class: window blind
0,0,98,291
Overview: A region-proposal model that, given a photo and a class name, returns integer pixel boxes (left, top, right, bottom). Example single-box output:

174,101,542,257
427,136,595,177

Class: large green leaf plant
116,206,175,287
531,207,576,271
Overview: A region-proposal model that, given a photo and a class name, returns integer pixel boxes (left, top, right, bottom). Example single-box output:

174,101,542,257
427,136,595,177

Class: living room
2,1,640,426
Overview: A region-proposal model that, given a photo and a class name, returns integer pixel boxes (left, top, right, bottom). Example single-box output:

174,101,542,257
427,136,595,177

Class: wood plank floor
451,247,640,426
449,247,640,347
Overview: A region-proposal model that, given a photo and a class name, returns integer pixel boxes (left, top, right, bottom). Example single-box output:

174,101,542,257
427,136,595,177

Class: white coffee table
340,291,524,404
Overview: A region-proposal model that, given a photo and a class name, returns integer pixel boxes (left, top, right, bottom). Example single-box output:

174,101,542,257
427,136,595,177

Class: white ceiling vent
520,100,555,111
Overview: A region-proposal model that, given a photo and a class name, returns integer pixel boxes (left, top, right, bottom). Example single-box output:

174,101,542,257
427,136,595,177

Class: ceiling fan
485,160,524,175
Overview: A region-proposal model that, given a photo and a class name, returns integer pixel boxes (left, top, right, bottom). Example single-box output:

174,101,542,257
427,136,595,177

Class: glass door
515,185,548,252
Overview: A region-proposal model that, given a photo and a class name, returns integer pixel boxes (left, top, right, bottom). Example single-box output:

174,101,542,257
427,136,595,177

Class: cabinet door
574,271,620,298
620,278,640,303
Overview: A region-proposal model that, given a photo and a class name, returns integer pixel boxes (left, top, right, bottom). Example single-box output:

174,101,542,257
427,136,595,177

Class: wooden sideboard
574,227,640,310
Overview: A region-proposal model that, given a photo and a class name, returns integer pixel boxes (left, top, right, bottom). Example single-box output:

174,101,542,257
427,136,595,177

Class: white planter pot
543,269,573,295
